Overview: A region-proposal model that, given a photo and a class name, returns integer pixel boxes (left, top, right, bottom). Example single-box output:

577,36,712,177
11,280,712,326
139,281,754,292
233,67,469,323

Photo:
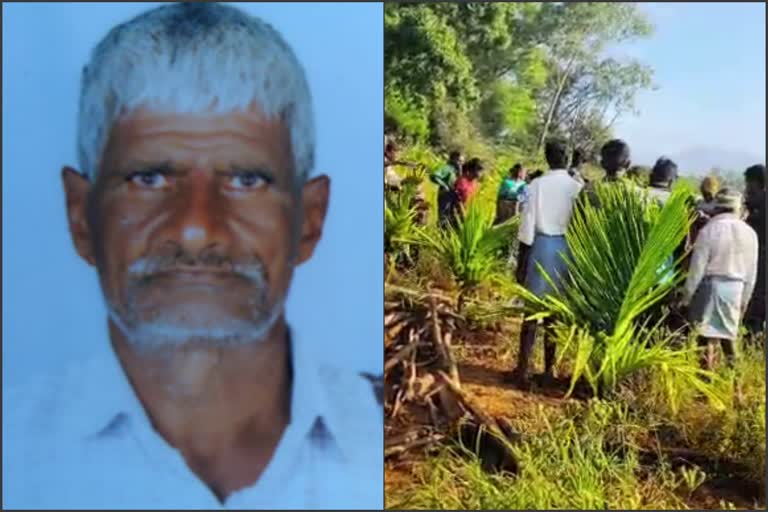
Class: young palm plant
384,185,420,268
510,181,725,409
416,198,519,297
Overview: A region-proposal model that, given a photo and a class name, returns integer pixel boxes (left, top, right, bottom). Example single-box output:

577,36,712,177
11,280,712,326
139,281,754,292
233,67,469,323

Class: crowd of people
384,136,765,387
508,138,764,387
384,141,491,227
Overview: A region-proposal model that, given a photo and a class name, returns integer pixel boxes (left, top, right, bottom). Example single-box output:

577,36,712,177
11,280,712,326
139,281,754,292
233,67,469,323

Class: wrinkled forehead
77,2,314,182
100,105,295,177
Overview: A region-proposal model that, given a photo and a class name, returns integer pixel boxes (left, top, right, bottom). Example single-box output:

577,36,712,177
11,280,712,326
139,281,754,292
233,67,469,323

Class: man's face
63,106,329,348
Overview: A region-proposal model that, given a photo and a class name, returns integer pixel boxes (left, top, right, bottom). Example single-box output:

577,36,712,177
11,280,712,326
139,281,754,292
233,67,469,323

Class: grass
386,336,765,510
629,340,767,485
384,145,765,510
387,402,687,510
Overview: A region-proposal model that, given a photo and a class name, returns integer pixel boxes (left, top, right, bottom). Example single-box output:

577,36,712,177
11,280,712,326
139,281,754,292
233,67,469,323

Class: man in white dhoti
682,188,759,370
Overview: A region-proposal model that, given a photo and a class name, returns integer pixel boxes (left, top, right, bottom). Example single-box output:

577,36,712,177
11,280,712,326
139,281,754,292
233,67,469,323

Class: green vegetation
385,2,654,158
384,3,764,509
507,182,725,403
416,200,518,291
384,154,764,510
388,359,765,510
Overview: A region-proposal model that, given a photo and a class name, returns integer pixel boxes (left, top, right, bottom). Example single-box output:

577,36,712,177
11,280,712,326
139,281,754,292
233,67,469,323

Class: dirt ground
384,319,764,510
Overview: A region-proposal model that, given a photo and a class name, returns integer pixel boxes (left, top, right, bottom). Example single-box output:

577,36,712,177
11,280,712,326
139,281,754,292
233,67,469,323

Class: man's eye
229,172,268,190
127,171,168,189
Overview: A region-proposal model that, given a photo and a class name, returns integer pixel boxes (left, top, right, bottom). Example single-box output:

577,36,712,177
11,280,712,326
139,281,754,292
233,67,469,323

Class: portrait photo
2,2,383,509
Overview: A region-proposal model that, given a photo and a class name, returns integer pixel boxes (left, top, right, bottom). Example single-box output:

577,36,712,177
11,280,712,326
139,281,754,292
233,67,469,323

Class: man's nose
171,170,228,254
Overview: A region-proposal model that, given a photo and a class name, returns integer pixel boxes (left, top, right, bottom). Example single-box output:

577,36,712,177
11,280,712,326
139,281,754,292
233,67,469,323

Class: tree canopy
385,2,655,159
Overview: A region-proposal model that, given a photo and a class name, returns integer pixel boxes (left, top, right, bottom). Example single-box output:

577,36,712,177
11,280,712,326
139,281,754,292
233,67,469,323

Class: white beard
106,295,285,352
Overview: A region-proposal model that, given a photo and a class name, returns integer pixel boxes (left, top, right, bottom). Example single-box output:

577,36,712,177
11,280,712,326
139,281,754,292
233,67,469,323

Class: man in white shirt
3,3,382,509
682,188,759,370
509,139,583,388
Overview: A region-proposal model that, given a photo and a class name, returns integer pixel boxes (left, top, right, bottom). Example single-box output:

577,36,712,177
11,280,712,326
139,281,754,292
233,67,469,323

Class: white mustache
127,257,267,285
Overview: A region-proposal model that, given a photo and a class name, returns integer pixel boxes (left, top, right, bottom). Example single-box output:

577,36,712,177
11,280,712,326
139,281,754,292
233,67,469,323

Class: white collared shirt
518,169,583,246
683,213,759,307
3,330,383,510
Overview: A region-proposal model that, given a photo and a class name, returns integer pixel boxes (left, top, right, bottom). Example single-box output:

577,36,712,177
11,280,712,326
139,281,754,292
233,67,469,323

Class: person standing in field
742,164,766,335
384,141,405,192
646,157,686,286
384,141,429,224
690,176,721,246
578,139,633,211
569,148,587,185
696,176,721,217
508,139,583,389
454,158,484,207
526,169,544,184
431,150,463,226
646,157,678,206
681,188,759,369
495,163,528,224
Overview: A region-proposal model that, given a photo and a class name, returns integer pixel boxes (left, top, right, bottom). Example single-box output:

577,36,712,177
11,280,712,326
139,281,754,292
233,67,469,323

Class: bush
385,88,430,142
416,199,518,292
508,182,728,405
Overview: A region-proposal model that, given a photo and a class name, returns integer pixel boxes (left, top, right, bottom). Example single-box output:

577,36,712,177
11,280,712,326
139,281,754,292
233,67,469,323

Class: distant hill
665,146,764,176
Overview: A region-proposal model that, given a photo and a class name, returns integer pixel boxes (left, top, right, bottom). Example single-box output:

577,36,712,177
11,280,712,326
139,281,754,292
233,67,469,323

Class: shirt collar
79,324,339,456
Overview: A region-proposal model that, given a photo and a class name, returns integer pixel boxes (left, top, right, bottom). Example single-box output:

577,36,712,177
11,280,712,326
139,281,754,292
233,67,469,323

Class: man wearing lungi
682,188,759,370
508,139,583,388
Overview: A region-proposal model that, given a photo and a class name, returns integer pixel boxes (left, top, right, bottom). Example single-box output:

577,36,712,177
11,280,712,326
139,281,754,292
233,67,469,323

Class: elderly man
682,188,759,369
4,4,381,509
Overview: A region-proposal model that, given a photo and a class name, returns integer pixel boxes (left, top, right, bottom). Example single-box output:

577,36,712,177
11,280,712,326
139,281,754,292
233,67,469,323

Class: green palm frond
417,199,519,289
385,185,421,262
505,181,725,404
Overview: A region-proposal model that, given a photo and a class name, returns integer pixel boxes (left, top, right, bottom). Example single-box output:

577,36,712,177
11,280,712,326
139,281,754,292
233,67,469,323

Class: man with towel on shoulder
508,139,583,388
681,188,759,370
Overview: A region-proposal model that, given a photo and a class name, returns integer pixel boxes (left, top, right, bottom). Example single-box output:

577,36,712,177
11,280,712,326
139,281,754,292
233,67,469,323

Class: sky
610,2,765,172
2,3,383,384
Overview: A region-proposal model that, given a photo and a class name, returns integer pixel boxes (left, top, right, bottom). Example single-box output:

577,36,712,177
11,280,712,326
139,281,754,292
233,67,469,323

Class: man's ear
61,166,96,266
295,175,330,265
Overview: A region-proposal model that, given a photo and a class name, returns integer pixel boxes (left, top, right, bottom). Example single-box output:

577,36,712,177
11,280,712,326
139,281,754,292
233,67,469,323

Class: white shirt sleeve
518,180,537,246
683,226,711,303
741,229,760,311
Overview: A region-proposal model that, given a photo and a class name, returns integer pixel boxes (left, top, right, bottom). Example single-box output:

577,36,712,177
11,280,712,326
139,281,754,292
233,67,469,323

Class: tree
384,4,478,141
384,2,655,156
533,2,654,153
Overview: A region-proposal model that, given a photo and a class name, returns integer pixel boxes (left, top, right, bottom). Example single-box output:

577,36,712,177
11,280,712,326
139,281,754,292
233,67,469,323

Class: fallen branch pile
384,285,519,472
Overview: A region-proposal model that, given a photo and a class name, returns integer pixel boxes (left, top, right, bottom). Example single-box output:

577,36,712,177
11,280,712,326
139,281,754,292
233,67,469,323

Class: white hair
77,2,314,183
